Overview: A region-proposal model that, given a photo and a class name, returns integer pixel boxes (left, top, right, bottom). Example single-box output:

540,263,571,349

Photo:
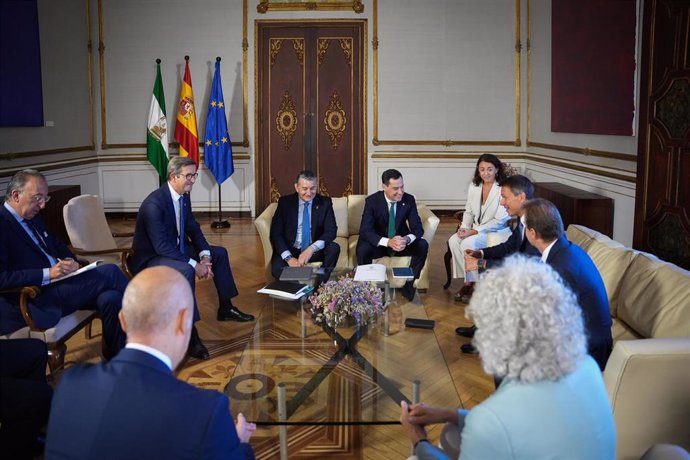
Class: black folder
404,318,435,329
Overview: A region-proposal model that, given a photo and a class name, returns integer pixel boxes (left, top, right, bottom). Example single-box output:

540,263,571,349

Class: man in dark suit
356,169,429,301
269,170,339,279
45,266,256,460
524,198,613,370
0,339,53,460
0,169,127,356
131,156,254,361
457,175,540,353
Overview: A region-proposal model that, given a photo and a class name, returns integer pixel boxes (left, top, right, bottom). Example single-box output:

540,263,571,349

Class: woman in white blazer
448,154,511,303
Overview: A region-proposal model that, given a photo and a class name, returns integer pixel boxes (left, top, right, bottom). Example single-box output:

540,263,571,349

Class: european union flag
204,59,234,184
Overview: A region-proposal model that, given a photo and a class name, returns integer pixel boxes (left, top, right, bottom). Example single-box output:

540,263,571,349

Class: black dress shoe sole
217,310,255,322
455,326,476,338
460,343,478,354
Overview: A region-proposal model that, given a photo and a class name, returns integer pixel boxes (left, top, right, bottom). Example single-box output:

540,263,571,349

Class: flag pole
212,182,230,229
211,57,231,230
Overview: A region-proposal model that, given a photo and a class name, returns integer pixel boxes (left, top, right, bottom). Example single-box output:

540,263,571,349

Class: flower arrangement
308,275,384,329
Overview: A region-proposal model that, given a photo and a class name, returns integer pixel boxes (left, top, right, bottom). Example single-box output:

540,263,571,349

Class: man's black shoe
455,325,477,338
400,282,416,302
460,343,478,354
188,326,210,360
217,305,255,322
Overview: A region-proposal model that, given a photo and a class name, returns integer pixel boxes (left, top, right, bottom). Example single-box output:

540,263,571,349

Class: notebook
279,266,314,281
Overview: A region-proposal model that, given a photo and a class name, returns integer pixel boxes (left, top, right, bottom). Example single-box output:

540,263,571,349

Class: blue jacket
45,348,255,460
416,356,615,459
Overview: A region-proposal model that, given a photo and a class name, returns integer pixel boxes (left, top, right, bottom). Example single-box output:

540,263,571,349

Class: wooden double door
634,0,690,269
256,21,366,212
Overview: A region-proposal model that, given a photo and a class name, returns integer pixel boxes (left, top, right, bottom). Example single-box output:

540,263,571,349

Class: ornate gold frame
372,0,521,147
257,1,363,14
97,0,250,150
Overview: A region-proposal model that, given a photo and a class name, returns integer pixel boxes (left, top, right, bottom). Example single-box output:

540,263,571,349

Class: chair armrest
603,338,690,459
0,285,41,330
70,247,134,278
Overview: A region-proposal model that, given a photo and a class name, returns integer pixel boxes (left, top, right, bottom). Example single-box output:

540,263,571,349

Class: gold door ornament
317,39,330,66
292,39,305,66
276,91,298,150
338,38,352,66
270,39,282,67
324,91,346,149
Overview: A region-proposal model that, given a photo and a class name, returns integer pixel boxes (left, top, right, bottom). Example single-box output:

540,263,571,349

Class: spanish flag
174,57,199,165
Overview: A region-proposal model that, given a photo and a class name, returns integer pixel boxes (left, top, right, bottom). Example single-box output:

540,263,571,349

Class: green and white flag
147,61,169,186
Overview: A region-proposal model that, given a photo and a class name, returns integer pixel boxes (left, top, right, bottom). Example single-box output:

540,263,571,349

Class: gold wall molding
527,141,636,162
257,1,363,13
0,146,94,161
370,150,635,183
372,0,522,147
97,0,250,150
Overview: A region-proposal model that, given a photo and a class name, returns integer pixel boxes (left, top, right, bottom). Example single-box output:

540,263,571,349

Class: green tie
388,202,395,255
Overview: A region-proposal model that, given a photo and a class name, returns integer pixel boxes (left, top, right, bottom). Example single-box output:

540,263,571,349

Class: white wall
0,0,641,243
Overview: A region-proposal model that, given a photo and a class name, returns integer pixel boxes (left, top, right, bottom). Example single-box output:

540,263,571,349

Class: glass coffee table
225,268,461,458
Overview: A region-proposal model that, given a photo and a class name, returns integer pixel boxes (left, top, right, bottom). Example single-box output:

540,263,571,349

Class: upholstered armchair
0,285,98,373
63,194,134,277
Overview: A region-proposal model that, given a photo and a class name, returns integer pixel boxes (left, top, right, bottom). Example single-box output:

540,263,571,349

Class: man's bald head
122,266,193,338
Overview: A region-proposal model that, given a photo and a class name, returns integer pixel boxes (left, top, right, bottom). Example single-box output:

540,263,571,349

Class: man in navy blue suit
0,339,53,459
523,198,613,370
457,175,540,353
269,170,339,279
45,266,257,460
356,169,429,301
0,169,127,356
131,156,254,360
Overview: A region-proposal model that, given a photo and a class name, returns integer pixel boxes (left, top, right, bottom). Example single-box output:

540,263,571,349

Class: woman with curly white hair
400,255,616,459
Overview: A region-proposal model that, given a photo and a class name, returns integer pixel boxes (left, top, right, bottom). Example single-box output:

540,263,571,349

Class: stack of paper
353,264,386,282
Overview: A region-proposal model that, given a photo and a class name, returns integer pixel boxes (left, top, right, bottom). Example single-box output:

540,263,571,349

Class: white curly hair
466,254,586,383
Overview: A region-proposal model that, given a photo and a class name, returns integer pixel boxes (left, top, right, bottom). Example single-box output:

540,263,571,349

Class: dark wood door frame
255,20,367,214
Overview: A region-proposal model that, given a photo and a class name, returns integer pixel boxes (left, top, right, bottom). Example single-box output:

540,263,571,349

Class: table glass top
225,268,461,425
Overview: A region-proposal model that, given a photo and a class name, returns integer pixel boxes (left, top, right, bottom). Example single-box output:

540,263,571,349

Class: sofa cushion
584,238,637,318
334,236,349,268
611,317,642,342
332,197,349,238
347,195,366,236
617,252,690,339
566,224,594,250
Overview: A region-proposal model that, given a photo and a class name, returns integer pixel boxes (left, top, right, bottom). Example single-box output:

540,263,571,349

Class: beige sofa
567,224,690,460
254,194,440,291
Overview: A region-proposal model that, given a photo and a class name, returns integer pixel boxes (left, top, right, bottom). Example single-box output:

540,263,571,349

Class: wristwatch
284,255,293,262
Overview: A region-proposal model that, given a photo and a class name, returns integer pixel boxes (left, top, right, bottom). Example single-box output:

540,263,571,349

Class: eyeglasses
177,173,199,180
24,193,51,204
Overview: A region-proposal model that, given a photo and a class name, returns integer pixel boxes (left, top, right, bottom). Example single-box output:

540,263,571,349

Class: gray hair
122,266,193,335
5,169,46,201
295,170,317,184
467,254,586,383
167,155,196,180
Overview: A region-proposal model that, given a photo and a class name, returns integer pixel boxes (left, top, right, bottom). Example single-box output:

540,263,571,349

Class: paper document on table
53,260,103,283
353,263,386,282
257,280,313,300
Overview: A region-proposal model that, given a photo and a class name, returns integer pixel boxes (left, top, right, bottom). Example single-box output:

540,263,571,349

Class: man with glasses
0,169,128,358
131,156,254,361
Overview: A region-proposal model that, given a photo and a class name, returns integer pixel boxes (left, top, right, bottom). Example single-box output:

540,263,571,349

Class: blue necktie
301,202,311,251
179,196,185,254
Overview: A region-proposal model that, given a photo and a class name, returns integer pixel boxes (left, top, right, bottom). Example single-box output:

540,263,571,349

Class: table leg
410,379,421,456
278,383,288,460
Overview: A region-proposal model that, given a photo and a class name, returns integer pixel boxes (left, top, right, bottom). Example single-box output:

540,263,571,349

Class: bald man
45,267,256,460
